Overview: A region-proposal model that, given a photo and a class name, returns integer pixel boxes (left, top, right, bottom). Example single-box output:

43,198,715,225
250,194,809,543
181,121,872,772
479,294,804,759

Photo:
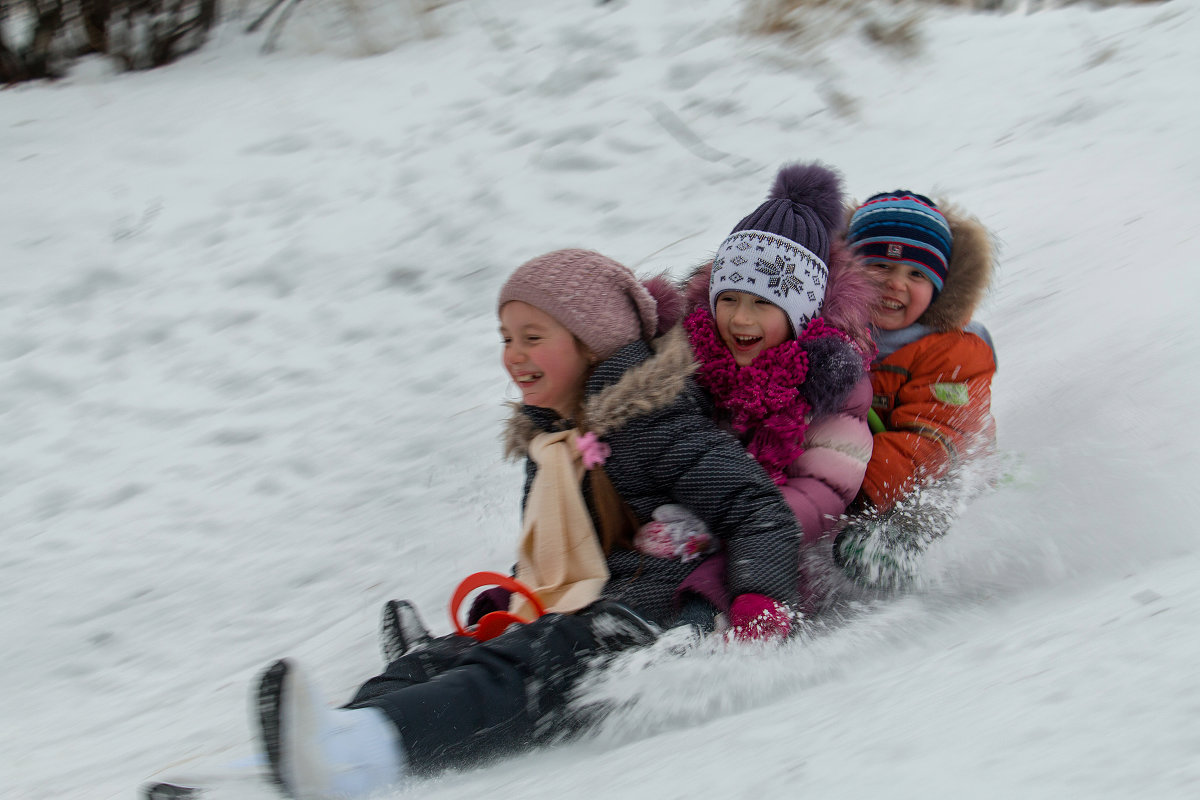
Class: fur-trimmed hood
917,201,994,332
682,236,877,357
503,325,697,459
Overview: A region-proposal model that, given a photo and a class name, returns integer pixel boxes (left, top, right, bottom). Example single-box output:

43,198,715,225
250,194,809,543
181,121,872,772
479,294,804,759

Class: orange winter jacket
862,327,996,511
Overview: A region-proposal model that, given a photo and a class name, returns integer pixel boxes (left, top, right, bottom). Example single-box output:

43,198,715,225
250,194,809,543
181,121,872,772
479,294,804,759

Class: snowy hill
2,1,1199,798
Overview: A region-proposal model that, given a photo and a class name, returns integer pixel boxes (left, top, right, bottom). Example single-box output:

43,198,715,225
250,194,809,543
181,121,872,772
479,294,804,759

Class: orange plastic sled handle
450,571,547,641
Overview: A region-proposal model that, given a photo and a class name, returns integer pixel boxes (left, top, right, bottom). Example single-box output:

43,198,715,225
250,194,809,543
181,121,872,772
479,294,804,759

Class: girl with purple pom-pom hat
661,162,879,634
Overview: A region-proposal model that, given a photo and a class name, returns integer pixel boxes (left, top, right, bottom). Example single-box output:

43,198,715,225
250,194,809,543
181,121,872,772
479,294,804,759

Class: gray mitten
833,501,953,589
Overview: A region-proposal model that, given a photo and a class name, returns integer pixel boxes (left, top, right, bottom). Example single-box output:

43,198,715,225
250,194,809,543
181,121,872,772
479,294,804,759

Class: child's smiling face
713,290,791,367
500,301,592,417
870,261,935,330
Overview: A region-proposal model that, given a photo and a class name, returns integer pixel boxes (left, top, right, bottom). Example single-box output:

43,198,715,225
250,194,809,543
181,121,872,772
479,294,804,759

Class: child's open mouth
515,372,543,384
732,334,762,348
880,299,904,311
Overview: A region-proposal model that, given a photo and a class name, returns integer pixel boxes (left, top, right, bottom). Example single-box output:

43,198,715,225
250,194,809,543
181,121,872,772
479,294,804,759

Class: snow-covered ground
3,1,1199,798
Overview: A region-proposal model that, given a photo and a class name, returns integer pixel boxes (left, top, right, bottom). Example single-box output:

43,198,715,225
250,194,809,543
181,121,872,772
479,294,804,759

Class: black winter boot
379,599,433,664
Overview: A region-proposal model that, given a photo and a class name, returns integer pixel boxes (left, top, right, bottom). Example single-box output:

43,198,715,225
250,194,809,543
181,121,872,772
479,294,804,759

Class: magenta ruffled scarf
684,306,854,486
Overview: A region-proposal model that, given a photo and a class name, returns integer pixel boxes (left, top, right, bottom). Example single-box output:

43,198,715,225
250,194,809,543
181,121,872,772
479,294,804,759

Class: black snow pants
345,611,607,775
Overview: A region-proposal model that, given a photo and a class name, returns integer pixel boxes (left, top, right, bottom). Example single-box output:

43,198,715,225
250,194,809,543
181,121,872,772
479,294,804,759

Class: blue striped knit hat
848,191,953,297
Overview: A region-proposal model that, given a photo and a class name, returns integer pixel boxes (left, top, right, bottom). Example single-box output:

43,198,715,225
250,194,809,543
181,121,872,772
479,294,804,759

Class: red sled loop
450,571,546,641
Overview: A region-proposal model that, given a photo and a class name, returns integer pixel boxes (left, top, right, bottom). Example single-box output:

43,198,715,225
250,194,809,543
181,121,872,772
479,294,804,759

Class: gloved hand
727,593,792,643
634,504,718,562
833,501,951,589
466,587,513,626
833,520,912,589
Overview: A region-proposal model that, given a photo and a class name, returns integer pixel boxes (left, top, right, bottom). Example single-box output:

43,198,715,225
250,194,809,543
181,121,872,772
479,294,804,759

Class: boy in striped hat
833,191,998,589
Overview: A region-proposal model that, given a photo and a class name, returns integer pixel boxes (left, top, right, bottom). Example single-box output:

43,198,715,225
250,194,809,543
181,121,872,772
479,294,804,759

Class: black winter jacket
504,327,802,625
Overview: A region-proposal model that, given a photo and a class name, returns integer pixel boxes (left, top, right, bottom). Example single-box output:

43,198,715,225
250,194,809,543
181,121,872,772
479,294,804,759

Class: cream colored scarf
509,429,610,619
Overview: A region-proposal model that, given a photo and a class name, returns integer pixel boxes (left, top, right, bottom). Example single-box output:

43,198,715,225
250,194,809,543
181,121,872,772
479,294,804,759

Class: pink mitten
633,504,717,562
728,593,792,643
633,521,678,559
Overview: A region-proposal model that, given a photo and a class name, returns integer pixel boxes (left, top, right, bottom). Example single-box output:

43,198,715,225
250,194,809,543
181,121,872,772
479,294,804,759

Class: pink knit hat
497,249,659,360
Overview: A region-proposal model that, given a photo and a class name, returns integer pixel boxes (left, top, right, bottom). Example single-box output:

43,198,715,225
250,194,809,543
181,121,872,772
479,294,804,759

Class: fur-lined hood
503,325,697,459
681,236,877,357
916,201,994,332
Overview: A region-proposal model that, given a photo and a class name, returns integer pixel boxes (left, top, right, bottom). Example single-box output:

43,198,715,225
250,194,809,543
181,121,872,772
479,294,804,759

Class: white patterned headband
709,230,829,335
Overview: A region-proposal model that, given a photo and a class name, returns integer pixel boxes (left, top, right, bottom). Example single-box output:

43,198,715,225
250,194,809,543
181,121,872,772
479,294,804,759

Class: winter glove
833,521,918,589
466,586,513,626
634,504,718,562
833,500,953,590
727,593,792,643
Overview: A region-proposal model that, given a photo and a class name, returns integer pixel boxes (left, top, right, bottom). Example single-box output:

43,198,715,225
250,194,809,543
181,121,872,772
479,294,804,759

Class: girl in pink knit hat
235,247,815,800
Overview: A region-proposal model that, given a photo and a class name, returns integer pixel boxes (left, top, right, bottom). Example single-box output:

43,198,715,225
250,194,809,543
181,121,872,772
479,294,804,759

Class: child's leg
345,603,657,774
350,633,477,703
